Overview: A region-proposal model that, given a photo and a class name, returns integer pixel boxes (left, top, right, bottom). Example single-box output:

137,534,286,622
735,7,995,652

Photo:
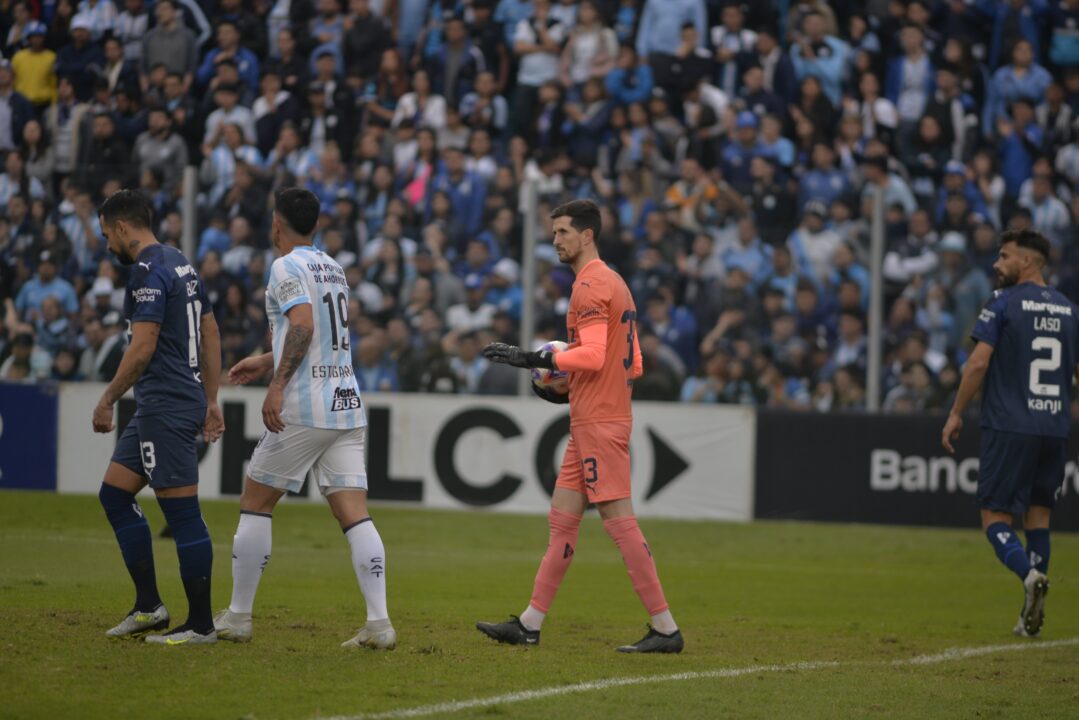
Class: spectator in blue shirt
722,111,764,193
789,11,849,107
884,24,935,132
55,15,105,101
354,332,400,392
14,251,78,322
605,46,653,106
427,146,487,236
643,288,699,374
635,0,706,59
984,0,1048,70
1049,0,1079,68
722,217,773,288
196,19,260,92
738,63,785,120
799,142,849,209
494,0,533,47
484,258,522,319
985,39,1053,129
934,161,990,224
997,99,1043,198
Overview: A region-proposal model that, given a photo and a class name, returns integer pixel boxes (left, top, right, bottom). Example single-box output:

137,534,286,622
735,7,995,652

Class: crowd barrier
3,382,1077,530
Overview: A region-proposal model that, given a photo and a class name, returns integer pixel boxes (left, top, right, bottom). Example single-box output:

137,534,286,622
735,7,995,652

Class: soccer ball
530,341,569,394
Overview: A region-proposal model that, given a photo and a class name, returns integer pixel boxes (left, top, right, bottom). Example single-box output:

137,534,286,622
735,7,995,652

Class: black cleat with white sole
616,626,684,653
475,616,540,646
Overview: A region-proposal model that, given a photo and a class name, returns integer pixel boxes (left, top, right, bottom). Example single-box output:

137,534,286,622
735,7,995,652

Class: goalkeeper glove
482,342,555,370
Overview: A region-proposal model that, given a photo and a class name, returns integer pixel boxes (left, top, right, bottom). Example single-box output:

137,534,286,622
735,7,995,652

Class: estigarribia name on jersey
265,245,366,430
972,282,1079,438
124,245,211,416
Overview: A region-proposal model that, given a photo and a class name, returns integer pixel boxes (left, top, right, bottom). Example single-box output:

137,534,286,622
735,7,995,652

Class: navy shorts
978,429,1066,514
111,407,204,489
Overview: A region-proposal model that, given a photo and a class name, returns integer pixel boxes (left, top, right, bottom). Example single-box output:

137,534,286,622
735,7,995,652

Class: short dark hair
999,228,1050,261
550,199,601,238
99,189,153,230
274,187,321,236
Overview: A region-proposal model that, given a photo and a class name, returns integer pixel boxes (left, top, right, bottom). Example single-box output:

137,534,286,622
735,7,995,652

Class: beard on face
996,267,1018,288
108,245,136,266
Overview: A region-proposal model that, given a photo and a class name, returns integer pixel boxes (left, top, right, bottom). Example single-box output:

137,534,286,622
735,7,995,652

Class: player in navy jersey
91,190,225,645
942,229,1079,637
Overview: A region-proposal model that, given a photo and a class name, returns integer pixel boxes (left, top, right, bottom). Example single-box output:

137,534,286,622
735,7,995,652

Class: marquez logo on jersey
331,387,362,411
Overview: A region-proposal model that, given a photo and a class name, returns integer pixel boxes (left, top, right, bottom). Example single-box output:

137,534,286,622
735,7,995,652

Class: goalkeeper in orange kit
476,199,683,653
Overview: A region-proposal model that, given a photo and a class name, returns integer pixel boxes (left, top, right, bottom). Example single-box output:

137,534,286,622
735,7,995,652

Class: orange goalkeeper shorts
554,421,632,503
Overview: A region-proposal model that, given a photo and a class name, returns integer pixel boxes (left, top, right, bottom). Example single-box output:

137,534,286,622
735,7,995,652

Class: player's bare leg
599,497,683,653
476,488,586,646
330,489,395,650
215,476,285,642
100,462,170,637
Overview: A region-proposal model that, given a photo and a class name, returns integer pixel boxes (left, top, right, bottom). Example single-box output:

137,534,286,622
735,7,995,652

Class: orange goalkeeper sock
526,508,582,622
604,515,671,619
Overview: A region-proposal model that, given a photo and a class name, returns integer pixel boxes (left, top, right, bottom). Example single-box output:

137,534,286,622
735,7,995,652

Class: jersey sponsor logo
331,386,362,411
978,308,995,323
1028,397,1064,415
1021,300,1072,316
132,287,162,303
312,364,354,379
577,307,602,321
173,263,195,278
138,261,152,271
305,262,348,286
277,277,305,305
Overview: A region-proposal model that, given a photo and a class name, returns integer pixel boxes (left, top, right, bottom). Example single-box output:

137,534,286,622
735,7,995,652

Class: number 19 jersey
972,282,1079,438
565,259,643,426
266,245,365,430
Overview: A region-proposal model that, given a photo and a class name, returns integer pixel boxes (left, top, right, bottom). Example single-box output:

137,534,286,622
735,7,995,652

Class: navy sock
986,522,1031,581
99,483,161,612
1025,528,1050,574
158,496,213,633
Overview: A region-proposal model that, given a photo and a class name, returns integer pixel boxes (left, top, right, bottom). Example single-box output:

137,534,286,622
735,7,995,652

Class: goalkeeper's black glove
482,342,556,370
531,381,570,404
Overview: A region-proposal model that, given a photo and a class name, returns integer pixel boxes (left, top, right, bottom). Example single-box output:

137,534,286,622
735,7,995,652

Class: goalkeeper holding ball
477,199,683,653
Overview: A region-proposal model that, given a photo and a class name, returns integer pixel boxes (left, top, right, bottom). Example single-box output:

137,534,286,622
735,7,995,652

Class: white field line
321,638,1079,720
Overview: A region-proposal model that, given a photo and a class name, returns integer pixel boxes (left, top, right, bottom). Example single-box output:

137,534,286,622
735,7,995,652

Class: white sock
650,610,678,635
519,605,545,631
229,512,272,615
345,519,388,622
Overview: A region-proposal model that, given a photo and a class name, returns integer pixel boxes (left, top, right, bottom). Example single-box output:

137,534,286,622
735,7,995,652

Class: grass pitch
1,491,1078,719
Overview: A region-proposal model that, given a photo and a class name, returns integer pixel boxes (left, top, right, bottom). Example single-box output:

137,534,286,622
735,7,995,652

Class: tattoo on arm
271,324,312,388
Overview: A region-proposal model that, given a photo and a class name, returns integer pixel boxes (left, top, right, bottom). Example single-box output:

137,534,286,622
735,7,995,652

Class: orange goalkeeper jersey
565,259,643,426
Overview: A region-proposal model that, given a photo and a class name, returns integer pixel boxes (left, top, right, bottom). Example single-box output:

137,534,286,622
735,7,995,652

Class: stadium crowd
1,0,1079,411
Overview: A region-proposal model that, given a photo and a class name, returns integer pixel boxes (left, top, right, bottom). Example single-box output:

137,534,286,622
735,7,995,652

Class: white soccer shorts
247,424,368,496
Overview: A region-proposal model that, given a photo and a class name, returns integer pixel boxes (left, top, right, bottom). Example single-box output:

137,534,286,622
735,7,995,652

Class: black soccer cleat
475,616,540,646
616,626,684,653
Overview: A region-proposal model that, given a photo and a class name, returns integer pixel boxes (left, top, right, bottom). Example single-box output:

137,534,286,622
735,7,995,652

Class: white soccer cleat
105,605,170,638
213,609,253,643
341,619,396,650
1018,569,1050,637
144,627,218,645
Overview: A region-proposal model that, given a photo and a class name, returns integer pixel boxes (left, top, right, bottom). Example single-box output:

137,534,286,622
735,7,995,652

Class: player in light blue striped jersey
213,188,394,649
